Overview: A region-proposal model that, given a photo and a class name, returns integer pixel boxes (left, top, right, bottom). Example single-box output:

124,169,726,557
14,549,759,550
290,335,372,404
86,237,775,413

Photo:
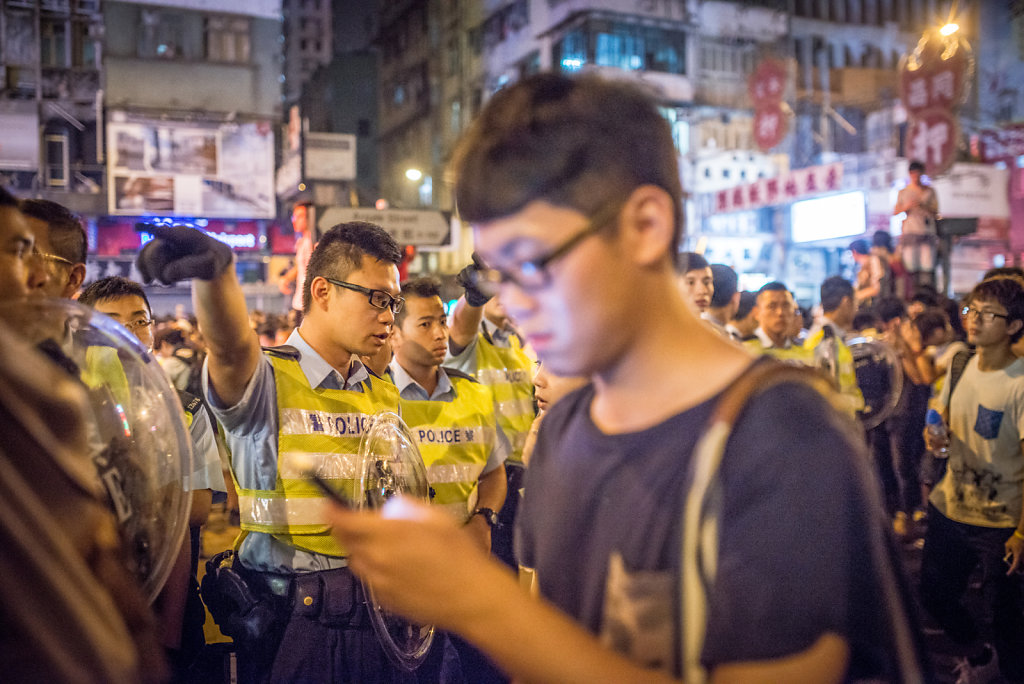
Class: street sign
317,207,452,247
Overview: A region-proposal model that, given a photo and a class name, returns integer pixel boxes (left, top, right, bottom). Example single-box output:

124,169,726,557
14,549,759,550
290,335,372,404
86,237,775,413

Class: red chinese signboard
753,106,787,152
906,110,960,177
898,31,973,176
748,59,787,108
748,58,789,152
711,162,843,215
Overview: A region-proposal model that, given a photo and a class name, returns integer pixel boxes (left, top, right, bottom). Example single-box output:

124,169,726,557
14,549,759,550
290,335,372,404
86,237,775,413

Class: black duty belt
240,565,370,628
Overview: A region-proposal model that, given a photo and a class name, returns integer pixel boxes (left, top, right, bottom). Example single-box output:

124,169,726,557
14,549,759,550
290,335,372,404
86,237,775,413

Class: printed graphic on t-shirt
948,461,1009,522
599,552,674,673
974,404,1004,440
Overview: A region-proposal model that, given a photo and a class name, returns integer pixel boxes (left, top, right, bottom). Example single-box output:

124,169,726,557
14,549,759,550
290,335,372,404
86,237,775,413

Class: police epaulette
178,389,202,415
441,366,478,383
263,344,302,360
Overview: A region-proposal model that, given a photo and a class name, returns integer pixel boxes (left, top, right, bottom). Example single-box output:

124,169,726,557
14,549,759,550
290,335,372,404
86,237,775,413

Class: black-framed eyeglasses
325,278,404,314
475,201,623,291
962,306,1008,323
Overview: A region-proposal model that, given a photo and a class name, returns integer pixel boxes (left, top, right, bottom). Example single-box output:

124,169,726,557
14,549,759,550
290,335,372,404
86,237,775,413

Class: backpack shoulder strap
948,348,973,400
681,361,831,683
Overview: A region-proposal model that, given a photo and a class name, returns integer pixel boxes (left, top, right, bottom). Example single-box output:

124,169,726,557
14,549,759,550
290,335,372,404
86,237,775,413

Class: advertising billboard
107,113,275,219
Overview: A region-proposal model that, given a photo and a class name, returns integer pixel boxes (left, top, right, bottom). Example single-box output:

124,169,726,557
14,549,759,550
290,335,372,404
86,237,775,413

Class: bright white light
791,191,866,243
405,168,423,182
939,23,959,36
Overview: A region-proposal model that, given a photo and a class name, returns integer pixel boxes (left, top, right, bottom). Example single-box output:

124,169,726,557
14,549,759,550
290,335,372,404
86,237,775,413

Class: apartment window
206,16,251,63
138,10,185,59
556,21,685,75
72,20,99,67
41,19,69,67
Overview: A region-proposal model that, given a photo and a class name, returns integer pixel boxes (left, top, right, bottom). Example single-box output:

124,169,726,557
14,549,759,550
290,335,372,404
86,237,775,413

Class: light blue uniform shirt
444,318,513,377
203,327,371,573
389,361,510,475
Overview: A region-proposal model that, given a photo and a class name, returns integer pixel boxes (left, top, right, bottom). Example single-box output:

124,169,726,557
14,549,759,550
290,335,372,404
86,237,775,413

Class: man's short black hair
709,264,737,308
908,160,925,173
871,231,894,253
676,251,709,275
874,296,906,324
302,221,402,313
983,266,1024,281
910,287,939,307
820,275,854,312
757,281,789,297
79,276,151,315
452,73,684,258
969,276,1024,343
732,291,756,322
914,308,948,345
849,239,870,255
852,310,883,332
19,199,88,264
396,276,442,327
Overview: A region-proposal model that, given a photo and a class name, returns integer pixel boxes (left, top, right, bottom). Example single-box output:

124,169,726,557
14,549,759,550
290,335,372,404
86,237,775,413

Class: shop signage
318,207,451,247
898,31,973,176
748,58,788,152
710,162,843,214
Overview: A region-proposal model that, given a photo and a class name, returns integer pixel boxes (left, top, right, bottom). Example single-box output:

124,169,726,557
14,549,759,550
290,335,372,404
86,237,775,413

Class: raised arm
136,225,260,406
450,255,492,352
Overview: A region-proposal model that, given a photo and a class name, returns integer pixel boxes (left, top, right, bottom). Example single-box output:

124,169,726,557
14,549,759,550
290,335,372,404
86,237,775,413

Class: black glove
456,253,494,307
136,224,233,285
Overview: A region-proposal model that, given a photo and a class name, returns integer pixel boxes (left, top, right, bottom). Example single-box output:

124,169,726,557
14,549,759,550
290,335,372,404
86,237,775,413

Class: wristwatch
472,507,499,528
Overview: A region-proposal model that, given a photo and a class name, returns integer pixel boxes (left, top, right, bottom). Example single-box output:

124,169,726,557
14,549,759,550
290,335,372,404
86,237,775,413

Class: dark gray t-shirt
516,374,912,679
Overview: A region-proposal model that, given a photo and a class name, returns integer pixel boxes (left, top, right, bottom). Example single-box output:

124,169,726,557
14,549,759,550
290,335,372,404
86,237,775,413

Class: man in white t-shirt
922,275,1024,683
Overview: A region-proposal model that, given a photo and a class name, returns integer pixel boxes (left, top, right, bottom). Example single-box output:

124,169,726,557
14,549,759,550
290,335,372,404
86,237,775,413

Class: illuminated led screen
790,191,866,243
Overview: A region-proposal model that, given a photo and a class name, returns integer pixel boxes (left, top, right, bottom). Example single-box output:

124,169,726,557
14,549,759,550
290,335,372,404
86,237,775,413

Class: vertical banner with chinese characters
898,31,973,176
749,58,789,152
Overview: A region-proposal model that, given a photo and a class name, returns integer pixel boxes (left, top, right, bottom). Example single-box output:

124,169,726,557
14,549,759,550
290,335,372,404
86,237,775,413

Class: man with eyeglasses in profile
135,220,413,683
325,73,926,683
19,198,87,299
919,275,1024,684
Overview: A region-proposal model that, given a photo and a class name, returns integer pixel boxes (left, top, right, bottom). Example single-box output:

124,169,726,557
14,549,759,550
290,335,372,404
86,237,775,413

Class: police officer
743,282,814,364
391,276,509,682
137,221,411,683
446,262,534,568
803,276,865,416
79,275,227,677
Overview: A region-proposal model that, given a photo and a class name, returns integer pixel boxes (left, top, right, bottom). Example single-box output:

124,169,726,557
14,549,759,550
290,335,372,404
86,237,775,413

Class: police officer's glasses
475,201,622,291
326,278,404,314
962,306,1008,323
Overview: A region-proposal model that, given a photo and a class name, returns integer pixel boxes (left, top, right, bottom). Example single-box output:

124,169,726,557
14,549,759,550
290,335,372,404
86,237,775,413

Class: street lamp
939,23,959,36
405,168,423,182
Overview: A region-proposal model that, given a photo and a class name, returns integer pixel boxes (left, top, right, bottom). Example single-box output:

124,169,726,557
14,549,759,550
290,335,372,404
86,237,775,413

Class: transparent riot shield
0,298,192,603
356,411,436,671
848,335,904,431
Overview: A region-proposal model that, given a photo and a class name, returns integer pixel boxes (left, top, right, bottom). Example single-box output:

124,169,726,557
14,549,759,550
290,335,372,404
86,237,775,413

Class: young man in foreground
921,276,1024,683
328,73,924,683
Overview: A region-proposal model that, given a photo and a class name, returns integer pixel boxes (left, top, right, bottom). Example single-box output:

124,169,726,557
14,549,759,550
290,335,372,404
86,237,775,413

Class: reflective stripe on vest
235,353,400,557
474,333,534,464
400,375,495,522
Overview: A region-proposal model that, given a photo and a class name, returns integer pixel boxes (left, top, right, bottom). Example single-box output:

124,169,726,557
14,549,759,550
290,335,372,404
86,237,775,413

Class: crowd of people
1,72,1023,684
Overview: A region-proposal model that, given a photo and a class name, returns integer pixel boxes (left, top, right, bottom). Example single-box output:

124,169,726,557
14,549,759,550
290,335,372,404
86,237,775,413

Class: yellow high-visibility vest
474,331,534,465
235,349,399,557
400,371,496,522
803,327,865,414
